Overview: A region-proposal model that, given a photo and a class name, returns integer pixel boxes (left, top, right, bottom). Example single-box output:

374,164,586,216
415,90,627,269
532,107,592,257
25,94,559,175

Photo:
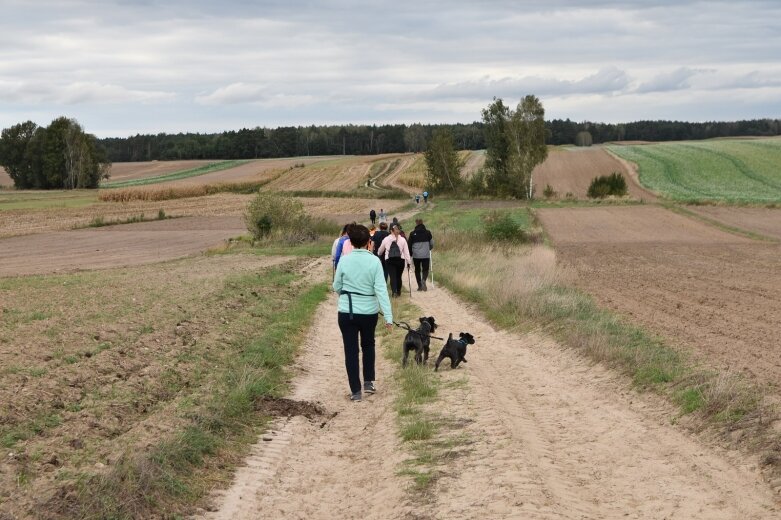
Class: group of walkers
331,210,435,402
414,191,429,205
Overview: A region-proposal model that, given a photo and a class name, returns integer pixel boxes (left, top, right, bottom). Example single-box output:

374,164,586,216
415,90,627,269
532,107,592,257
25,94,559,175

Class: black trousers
338,312,378,394
387,257,406,295
413,258,430,287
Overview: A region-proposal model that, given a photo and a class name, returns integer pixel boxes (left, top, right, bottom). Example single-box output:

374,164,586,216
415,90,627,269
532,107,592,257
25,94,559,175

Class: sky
1,0,780,137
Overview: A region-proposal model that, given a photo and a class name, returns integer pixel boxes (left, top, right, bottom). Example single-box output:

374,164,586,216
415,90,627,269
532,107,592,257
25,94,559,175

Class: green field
608,138,781,203
0,190,98,211
101,160,252,188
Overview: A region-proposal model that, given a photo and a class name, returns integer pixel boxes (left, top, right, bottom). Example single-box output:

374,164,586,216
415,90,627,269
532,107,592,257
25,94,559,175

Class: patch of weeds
401,418,435,441
64,354,80,364
28,367,47,377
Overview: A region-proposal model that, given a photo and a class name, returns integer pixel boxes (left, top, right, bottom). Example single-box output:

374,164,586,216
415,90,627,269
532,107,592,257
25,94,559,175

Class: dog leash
339,291,444,340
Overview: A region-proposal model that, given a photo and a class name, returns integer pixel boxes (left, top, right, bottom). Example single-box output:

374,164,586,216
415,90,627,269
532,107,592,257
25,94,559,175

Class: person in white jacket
377,223,412,297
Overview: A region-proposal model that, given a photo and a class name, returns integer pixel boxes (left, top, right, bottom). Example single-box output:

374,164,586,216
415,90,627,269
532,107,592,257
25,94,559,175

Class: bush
483,211,522,242
543,184,556,199
245,192,308,240
587,172,628,199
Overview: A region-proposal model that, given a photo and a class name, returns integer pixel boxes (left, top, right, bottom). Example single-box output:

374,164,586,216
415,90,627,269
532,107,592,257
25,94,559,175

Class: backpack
388,239,402,259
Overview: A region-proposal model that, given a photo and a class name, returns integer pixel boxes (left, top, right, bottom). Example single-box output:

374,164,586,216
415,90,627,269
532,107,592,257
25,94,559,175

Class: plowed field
538,206,781,386
533,147,654,200
686,206,781,241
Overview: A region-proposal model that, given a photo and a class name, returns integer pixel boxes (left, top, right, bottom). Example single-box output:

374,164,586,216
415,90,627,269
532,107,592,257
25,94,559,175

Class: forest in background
99,118,781,162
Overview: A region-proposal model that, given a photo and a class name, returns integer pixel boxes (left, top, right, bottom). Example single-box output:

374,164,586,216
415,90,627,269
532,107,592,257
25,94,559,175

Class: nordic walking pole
429,251,434,288
407,265,412,298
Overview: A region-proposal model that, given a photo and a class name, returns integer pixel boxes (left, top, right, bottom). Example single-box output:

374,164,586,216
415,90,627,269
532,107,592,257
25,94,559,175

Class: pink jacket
377,234,412,264
340,239,354,257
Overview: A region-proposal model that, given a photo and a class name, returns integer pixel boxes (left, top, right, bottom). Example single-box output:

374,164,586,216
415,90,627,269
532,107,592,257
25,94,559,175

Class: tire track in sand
408,286,778,519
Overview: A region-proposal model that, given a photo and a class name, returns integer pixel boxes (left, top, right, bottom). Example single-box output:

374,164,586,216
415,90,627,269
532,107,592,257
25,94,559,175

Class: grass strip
102,160,251,188
664,203,779,243
56,269,329,519
382,299,469,495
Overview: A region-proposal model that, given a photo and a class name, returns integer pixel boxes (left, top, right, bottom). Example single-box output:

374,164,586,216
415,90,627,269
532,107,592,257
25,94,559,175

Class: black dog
434,332,475,371
402,316,437,367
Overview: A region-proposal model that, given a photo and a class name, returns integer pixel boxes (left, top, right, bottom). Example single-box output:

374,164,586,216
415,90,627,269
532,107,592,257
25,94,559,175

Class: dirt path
201,264,412,519
200,269,778,519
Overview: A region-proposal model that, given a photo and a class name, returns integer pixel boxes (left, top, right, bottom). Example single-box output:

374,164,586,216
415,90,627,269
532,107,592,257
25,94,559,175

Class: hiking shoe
350,392,362,402
364,381,376,394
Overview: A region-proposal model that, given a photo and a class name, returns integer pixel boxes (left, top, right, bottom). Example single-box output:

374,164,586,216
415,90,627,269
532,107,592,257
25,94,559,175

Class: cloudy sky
1,0,780,137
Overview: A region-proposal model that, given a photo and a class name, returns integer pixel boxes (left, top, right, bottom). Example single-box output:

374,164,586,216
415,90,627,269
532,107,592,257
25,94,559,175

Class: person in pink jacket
377,223,412,297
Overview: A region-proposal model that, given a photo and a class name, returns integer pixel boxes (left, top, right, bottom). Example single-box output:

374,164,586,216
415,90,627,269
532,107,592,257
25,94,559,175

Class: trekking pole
407,266,412,298
429,252,434,288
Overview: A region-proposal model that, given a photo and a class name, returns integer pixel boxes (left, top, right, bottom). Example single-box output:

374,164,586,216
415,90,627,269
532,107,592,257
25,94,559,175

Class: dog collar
457,339,467,346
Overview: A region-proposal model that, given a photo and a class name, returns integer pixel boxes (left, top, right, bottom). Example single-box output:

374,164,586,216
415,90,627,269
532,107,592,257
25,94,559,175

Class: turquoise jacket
333,249,393,323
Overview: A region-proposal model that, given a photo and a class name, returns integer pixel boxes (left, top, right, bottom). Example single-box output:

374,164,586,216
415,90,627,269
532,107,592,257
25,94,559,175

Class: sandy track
461,150,486,178
0,216,245,277
201,262,412,519
202,275,778,518
538,206,781,386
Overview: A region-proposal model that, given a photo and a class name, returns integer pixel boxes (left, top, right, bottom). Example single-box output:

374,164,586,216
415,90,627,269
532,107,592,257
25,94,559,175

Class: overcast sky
1,0,780,137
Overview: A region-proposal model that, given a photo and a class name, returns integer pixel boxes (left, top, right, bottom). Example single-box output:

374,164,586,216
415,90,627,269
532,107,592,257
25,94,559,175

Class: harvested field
534,147,654,200
261,155,402,192
0,193,405,239
686,206,781,241
0,166,12,187
0,193,253,238
0,216,246,277
107,160,215,182
0,254,301,516
538,206,781,386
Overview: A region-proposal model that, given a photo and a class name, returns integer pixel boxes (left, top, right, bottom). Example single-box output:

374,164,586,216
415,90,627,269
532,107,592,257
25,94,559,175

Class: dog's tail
447,332,452,342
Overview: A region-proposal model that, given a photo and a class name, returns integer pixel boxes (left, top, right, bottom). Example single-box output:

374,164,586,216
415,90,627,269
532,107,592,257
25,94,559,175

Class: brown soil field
0,253,297,516
0,194,406,239
537,206,781,387
534,147,655,200
0,166,12,186
686,206,781,240
0,216,246,277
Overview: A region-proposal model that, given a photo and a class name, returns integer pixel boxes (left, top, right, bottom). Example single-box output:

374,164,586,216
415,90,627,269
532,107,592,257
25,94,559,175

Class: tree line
99,118,781,162
0,117,110,189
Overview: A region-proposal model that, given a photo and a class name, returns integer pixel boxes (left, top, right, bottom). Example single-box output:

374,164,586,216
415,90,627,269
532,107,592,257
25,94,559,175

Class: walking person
378,208,387,224
333,224,394,402
332,225,349,277
423,190,429,204
408,219,434,291
371,222,390,282
369,208,376,225
377,223,411,297
415,194,420,205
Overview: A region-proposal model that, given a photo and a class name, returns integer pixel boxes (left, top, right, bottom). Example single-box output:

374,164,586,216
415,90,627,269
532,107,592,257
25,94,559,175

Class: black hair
347,223,371,248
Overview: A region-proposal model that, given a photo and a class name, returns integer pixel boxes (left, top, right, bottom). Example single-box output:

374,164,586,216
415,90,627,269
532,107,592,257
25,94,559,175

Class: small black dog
402,316,437,367
434,332,476,371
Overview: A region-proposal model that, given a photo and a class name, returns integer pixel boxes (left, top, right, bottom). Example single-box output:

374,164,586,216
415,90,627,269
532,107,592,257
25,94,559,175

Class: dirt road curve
0,216,245,277
201,279,778,519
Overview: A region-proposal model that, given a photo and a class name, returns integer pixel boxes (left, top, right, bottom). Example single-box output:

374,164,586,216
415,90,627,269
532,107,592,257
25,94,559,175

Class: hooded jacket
408,224,434,259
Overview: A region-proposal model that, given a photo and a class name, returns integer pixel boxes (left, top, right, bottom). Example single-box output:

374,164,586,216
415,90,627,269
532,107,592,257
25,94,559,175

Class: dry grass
98,179,272,202
396,155,427,189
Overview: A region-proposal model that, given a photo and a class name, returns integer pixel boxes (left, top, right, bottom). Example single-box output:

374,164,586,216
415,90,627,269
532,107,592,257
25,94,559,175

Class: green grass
0,189,98,211
608,138,781,203
101,160,252,188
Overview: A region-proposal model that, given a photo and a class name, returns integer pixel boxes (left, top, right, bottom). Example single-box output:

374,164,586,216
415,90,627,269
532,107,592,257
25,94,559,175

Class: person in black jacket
369,209,376,225
371,222,390,282
408,219,434,291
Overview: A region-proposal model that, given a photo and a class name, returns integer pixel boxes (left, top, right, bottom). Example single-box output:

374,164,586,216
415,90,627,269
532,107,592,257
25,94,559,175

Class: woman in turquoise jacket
333,224,394,401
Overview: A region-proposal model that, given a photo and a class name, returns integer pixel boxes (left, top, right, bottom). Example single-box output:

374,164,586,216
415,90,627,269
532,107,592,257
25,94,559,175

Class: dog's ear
419,317,427,324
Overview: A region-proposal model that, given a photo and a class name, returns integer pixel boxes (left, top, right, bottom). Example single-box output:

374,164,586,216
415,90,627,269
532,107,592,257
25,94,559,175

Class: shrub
483,211,524,242
466,169,488,197
587,172,627,198
245,192,307,240
543,184,556,199
575,131,593,147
